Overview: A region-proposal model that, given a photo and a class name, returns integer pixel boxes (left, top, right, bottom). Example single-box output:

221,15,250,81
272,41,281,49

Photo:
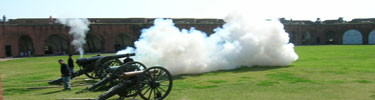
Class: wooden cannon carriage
96,67,173,100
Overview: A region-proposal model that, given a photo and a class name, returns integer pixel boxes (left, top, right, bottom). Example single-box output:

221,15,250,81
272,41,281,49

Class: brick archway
343,29,363,44
302,31,311,45
114,33,135,51
369,30,375,44
325,30,337,44
18,35,34,56
85,32,105,52
44,34,70,55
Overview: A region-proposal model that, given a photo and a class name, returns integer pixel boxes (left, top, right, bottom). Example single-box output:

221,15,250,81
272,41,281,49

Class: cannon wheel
115,61,147,98
137,67,173,100
84,58,121,79
100,59,123,78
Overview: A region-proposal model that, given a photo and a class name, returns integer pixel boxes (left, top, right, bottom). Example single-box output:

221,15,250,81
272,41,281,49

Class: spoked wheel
100,59,122,79
83,62,102,79
85,57,122,79
113,61,147,97
84,68,104,79
138,67,173,100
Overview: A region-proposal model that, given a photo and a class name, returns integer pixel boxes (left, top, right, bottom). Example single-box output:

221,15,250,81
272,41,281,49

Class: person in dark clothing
68,54,74,74
58,59,71,90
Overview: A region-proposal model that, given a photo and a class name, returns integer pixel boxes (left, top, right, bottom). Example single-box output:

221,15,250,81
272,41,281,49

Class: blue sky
0,0,374,21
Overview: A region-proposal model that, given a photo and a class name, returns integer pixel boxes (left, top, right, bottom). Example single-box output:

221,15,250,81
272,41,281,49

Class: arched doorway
114,33,134,51
325,31,336,44
44,34,69,55
369,30,375,44
18,35,34,56
343,29,363,44
288,32,297,44
316,37,321,44
288,32,294,43
302,31,311,45
84,33,103,52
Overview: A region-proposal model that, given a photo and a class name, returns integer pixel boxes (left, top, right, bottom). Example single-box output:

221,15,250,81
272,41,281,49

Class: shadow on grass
28,77,100,95
40,89,64,95
3,88,32,96
89,85,114,92
71,78,98,85
75,81,119,94
173,65,292,80
40,79,98,95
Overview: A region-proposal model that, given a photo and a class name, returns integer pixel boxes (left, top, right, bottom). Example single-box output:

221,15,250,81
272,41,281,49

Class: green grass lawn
1,45,375,100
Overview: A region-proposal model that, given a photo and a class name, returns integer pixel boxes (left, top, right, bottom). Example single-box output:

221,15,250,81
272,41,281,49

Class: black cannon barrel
76,56,103,65
107,53,135,59
76,53,135,65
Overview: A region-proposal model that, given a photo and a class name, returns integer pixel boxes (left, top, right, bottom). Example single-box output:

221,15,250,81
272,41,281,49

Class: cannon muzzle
107,53,135,59
76,56,102,65
120,69,157,79
120,70,144,79
75,53,135,65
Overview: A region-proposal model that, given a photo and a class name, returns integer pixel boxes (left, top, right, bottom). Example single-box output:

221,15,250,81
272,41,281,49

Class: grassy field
1,45,375,100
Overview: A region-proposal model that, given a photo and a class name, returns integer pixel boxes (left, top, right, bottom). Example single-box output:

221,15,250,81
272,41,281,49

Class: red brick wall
1,23,375,57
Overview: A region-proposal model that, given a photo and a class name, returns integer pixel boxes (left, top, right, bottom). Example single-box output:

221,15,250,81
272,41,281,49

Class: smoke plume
57,18,90,58
117,13,298,75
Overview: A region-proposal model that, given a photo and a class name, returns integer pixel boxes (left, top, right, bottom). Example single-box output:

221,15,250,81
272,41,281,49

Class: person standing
58,59,71,90
68,54,75,74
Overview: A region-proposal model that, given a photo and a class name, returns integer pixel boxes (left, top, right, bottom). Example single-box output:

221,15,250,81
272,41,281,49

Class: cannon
76,53,136,79
48,53,135,85
96,67,173,100
85,61,147,91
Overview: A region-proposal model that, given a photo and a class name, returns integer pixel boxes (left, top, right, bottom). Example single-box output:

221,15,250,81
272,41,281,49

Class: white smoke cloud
117,13,298,75
57,18,90,58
